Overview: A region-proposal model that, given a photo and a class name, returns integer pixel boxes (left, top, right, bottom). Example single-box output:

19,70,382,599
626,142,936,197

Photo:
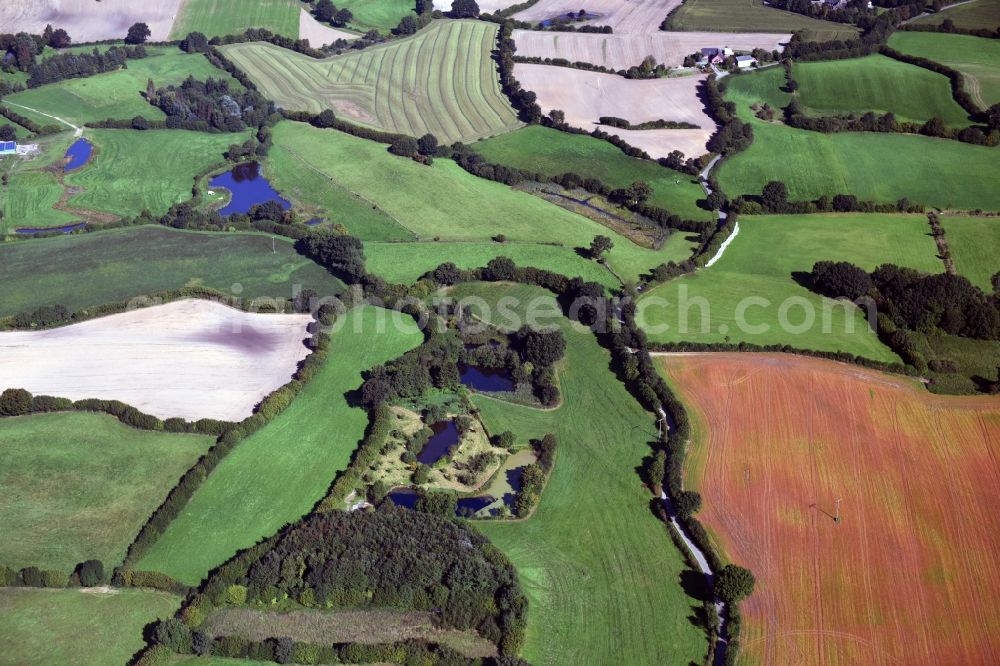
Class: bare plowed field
514,0,683,33
299,8,357,45
661,352,1000,665
514,63,715,157
512,30,789,68
0,0,182,42
0,299,313,421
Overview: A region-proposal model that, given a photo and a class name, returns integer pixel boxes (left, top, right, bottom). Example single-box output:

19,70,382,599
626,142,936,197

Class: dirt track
0,0,182,42
0,299,313,421
514,63,715,157
512,30,790,69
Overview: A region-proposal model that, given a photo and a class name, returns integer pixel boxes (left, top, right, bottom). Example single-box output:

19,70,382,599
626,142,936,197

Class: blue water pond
210,162,291,216
63,139,93,172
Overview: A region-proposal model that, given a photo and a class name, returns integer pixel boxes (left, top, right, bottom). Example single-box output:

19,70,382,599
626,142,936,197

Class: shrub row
784,106,999,146
897,20,1000,39
0,105,61,135
598,116,700,130
881,45,986,118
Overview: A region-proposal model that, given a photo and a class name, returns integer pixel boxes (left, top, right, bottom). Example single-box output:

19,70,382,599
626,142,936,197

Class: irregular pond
305,217,324,226
63,138,93,172
417,420,460,465
210,161,291,216
16,222,86,235
459,364,515,392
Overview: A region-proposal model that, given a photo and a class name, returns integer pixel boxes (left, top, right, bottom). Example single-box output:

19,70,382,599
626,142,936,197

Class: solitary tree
180,31,209,53
314,0,336,22
589,234,614,260
451,0,481,18
761,180,788,211
75,560,105,587
417,133,438,155
333,8,354,27
389,135,419,157
715,564,756,603
312,108,337,128
48,28,72,49
125,22,151,44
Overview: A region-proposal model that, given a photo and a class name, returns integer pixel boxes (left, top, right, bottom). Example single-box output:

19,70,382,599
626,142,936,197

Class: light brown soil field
514,63,715,157
432,0,524,10
0,299,313,421
660,352,1000,665
512,30,789,68
298,8,357,45
514,0,683,33
0,0,183,42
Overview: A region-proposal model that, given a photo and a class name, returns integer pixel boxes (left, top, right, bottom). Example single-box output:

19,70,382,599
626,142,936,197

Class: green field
718,70,1000,209
0,133,78,234
335,0,414,32
1,47,239,128
0,226,343,318
442,282,707,665
939,215,1000,290
170,0,300,39
0,413,210,571
889,32,1000,109
0,588,181,665
472,125,714,222
64,129,247,218
792,54,971,125
365,240,622,287
636,214,943,361
666,0,858,39
911,0,1000,29
270,122,698,284
222,20,522,144
136,306,423,585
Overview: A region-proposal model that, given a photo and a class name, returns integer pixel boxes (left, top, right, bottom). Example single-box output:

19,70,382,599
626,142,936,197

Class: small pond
459,364,515,392
306,217,325,226
16,222,86,235
417,420,460,465
63,138,93,172
209,161,291,216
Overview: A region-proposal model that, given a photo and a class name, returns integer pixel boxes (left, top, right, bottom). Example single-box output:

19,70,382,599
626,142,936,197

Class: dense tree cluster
599,116,698,130
295,228,367,281
705,75,754,155
149,77,276,132
715,564,756,603
312,0,355,27
26,45,147,87
809,261,1000,341
1,32,46,71
180,508,527,655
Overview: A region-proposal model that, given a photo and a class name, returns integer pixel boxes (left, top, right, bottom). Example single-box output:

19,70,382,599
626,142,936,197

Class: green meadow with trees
136,306,423,585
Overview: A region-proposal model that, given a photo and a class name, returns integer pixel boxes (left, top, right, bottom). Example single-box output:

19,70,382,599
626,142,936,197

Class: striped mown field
222,20,521,144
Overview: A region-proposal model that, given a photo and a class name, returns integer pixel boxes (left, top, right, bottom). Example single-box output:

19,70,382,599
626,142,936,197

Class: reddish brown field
660,352,1000,665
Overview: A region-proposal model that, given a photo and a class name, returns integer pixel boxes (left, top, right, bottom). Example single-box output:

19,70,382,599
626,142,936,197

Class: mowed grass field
0,588,181,665
636,214,942,362
473,125,714,222
445,282,708,665
170,0,300,38
0,133,78,234
270,122,698,284
939,214,1000,291
0,413,211,571
222,21,522,144
64,129,247,218
792,54,971,125
889,32,1000,109
718,70,1000,209
1,47,240,127
666,0,857,40
335,0,414,31
136,306,423,585
0,226,343,318
661,353,1000,665
911,0,1000,29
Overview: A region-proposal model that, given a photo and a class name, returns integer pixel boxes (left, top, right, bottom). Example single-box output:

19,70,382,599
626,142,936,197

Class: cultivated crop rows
222,20,522,144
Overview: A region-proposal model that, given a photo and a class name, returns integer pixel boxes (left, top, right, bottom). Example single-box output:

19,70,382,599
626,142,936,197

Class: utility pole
834,497,842,524
272,236,276,254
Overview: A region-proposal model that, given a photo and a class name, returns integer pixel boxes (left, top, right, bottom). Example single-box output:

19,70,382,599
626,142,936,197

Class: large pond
209,161,291,216
63,138,93,172
16,222,87,235
417,420,460,465
459,364,515,392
